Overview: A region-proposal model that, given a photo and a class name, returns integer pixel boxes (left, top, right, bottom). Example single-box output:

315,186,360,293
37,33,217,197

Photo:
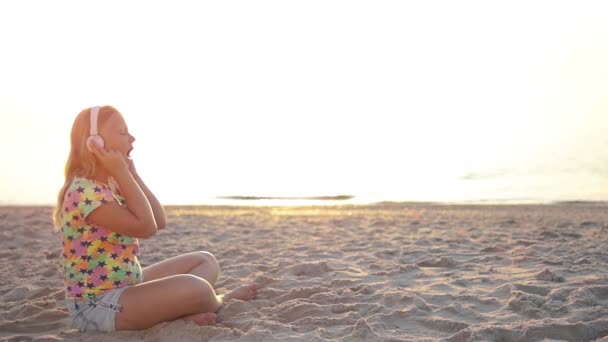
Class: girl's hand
127,157,138,176
90,144,129,176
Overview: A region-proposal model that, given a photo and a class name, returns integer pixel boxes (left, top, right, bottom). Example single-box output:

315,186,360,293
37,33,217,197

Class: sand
1,203,608,342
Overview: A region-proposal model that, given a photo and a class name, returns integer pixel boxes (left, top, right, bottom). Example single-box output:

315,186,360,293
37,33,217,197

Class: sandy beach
1,203,608,341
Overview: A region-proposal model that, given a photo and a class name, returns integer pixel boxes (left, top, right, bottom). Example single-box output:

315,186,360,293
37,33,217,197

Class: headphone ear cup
86,135,105,152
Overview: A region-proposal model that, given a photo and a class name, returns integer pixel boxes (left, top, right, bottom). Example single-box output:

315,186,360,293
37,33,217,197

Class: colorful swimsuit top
59,176,142,300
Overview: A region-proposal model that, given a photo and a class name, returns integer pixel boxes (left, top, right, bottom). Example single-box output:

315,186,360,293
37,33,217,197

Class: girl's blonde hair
52,106,119,229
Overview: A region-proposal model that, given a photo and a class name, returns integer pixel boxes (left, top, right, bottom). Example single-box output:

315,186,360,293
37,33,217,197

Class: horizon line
2,199,608,208
215,195,355,201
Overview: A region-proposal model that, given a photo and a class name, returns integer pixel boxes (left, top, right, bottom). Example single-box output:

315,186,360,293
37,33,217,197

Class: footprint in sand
417,256,457,268
283,262,333,277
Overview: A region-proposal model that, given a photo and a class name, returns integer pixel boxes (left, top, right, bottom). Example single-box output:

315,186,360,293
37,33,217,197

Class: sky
1,1,608,205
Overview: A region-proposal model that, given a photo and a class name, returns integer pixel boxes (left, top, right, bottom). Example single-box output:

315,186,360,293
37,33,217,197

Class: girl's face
100,113,135,159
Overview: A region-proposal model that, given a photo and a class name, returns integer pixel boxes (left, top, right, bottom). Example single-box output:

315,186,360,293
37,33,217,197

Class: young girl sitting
53,105,260,332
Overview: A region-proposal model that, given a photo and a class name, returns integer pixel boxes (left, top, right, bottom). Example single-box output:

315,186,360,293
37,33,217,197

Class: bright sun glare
1,1,607,205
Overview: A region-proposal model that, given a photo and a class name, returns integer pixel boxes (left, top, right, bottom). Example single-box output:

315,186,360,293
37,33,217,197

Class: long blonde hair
52,106,119,228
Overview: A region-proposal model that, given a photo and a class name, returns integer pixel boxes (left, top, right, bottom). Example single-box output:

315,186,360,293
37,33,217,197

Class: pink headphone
86,106,105,151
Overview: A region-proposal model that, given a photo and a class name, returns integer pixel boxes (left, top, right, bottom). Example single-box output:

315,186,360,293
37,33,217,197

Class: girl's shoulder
70,176,112,192
64,177,117,217
65,177,116,204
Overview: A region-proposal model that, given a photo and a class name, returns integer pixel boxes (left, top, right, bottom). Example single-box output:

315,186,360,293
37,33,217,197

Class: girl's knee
146,275,219,315
177,275,219,308
197,252,220,280
198,251,219,269
178,275,213,295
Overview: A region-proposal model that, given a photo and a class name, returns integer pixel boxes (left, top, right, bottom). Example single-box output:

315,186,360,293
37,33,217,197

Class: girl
53,105,260,332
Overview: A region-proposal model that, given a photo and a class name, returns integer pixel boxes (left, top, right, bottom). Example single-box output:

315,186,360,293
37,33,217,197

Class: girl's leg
115,274,259,330
143,251,220,286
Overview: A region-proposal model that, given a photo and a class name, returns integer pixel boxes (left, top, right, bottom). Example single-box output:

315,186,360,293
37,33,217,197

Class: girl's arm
87,147,158,238
130,163,167,229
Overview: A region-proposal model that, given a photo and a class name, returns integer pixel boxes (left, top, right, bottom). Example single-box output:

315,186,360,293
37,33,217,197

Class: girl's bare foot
223,283,261,302
183,312,217,326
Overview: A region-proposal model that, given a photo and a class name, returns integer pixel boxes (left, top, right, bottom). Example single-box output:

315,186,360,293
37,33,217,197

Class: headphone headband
90,106,100,135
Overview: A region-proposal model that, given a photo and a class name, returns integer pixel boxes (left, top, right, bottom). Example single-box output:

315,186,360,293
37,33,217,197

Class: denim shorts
66,287,128,332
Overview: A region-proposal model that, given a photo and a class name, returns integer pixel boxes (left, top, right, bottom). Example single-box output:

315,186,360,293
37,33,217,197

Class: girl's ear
86,135,105,152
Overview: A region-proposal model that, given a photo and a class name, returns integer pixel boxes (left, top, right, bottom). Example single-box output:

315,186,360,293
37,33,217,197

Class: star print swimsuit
58,176,143,331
